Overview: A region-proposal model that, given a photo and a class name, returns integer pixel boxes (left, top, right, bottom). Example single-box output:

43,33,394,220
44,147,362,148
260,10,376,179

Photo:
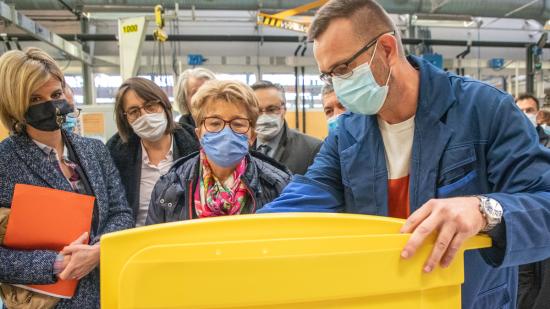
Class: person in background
537,109,550,135
251,80,322,175
258,1,550,308
515,93,550,309
146,80,291,224
107,77,199,227
62,84,81,135
516,93,550,147
321,82,346,133
0,47,133,308
173,67,216,128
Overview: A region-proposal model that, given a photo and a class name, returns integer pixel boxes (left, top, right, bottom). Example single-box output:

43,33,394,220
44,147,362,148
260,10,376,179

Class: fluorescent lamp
412,14,479,28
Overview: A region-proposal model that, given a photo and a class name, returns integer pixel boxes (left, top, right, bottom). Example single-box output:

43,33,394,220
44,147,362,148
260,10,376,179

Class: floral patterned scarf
194,150,249,218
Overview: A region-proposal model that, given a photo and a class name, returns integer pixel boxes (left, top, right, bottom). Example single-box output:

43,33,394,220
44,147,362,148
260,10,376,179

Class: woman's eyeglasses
124,101,163,122
203,117,251,134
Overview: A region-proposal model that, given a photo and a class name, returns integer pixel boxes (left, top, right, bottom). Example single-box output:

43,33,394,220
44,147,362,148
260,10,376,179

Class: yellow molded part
100,213,491,309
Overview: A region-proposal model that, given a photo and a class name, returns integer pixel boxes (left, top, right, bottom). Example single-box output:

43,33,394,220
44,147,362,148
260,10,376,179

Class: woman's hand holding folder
58,232,100,281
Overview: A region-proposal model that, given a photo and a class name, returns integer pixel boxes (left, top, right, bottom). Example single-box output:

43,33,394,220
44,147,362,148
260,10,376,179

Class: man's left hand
400,197,487,272
58,244,100,280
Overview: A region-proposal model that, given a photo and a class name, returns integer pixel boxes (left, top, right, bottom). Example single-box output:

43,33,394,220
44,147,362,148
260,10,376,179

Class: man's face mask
327,114,341,134
332,40,392,116
25,99,73,131
255,114,284,141
524,112,538,127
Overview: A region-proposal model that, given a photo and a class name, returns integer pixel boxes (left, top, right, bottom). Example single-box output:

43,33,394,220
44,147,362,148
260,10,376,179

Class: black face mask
24,99,73,132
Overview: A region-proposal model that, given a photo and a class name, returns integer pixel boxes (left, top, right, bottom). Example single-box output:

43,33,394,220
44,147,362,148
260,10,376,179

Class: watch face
485,198,503,223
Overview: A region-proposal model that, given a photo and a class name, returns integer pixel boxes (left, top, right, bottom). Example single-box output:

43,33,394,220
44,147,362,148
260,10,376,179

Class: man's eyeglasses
124,101,163,122
259,104,284,115
319,30,396,83
203,117,251,134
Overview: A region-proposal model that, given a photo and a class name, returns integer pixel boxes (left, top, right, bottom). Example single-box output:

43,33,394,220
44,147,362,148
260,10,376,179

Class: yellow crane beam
257,13,310,33
257,0,327,33
271,0,328,19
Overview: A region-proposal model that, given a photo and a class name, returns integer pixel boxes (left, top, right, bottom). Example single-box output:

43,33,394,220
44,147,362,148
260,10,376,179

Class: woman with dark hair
107,77,199,227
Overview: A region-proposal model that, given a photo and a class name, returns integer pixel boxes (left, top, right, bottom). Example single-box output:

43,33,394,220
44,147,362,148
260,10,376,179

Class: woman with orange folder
146,80,291,224
0,48,134,308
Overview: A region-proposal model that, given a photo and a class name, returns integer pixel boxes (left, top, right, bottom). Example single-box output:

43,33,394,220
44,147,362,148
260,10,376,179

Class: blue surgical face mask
525,112,537,127
327,114,340,134
62,116,77,132
332,41,391,115
201,127,249,168
543,124,550,135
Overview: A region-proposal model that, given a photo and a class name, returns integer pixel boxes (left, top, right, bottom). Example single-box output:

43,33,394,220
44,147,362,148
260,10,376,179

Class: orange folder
3,184,95,298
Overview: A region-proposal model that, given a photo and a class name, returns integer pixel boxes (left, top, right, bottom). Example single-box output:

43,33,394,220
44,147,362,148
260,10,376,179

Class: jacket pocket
473,283,511,309
436,170,478,197
436,145,479,198
438,144,477,187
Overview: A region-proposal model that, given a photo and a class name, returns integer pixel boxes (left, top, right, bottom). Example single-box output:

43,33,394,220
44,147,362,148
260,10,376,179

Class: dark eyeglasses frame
123,100,163,121
202,116,252,134
319,30,396,83
258,103,285,115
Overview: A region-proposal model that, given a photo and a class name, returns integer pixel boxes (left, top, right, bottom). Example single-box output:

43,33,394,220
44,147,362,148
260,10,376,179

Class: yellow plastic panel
101,213,491,309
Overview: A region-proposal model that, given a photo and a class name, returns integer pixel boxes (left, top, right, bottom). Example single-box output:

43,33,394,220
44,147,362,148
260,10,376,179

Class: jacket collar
62,131,105,200
272,121,290,162
408,55,455,210
10,132,72,191
339,55,456,212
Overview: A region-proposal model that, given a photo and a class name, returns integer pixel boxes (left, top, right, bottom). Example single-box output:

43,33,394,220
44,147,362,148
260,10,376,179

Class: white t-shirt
377,116,415,218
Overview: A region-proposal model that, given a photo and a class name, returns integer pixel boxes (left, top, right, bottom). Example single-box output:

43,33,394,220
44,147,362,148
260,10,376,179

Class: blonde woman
146,80,291,224
173,67,216,128
0,48,133,308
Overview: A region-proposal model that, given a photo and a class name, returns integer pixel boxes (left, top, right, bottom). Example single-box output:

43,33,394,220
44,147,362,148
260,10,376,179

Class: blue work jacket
259,56,550,309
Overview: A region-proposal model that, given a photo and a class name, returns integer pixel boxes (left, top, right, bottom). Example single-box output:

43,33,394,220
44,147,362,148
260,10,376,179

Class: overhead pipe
9,34,550,49
11,0,550,21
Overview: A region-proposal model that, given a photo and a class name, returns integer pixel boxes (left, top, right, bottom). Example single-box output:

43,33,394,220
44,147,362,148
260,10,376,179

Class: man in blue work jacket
258,1,550,308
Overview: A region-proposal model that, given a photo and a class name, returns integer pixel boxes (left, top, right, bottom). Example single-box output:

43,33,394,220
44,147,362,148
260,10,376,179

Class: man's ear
379,34,399,67
249,130,257,147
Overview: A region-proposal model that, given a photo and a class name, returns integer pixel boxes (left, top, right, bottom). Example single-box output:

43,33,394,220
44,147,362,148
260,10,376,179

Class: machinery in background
526,33,548,94
118,4,177,81
455,41,471,76
256,0,327,33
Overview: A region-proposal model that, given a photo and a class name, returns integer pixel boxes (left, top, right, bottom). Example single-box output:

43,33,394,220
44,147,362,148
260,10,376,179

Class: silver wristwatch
477,196,503,232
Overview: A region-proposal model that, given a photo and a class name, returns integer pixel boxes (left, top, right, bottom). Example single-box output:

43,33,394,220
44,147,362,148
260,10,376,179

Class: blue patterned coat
0,131,134,308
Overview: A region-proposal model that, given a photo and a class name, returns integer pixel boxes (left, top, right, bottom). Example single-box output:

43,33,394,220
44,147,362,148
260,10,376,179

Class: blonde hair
0,48,65,133
174,67,216,115
191,80,260,128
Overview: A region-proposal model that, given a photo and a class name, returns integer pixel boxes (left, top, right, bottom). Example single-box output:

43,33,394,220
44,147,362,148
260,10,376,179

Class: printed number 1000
123,24,138,33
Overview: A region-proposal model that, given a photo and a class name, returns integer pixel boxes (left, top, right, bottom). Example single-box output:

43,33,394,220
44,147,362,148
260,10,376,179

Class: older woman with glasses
146,80,291,224
107,77,199,227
